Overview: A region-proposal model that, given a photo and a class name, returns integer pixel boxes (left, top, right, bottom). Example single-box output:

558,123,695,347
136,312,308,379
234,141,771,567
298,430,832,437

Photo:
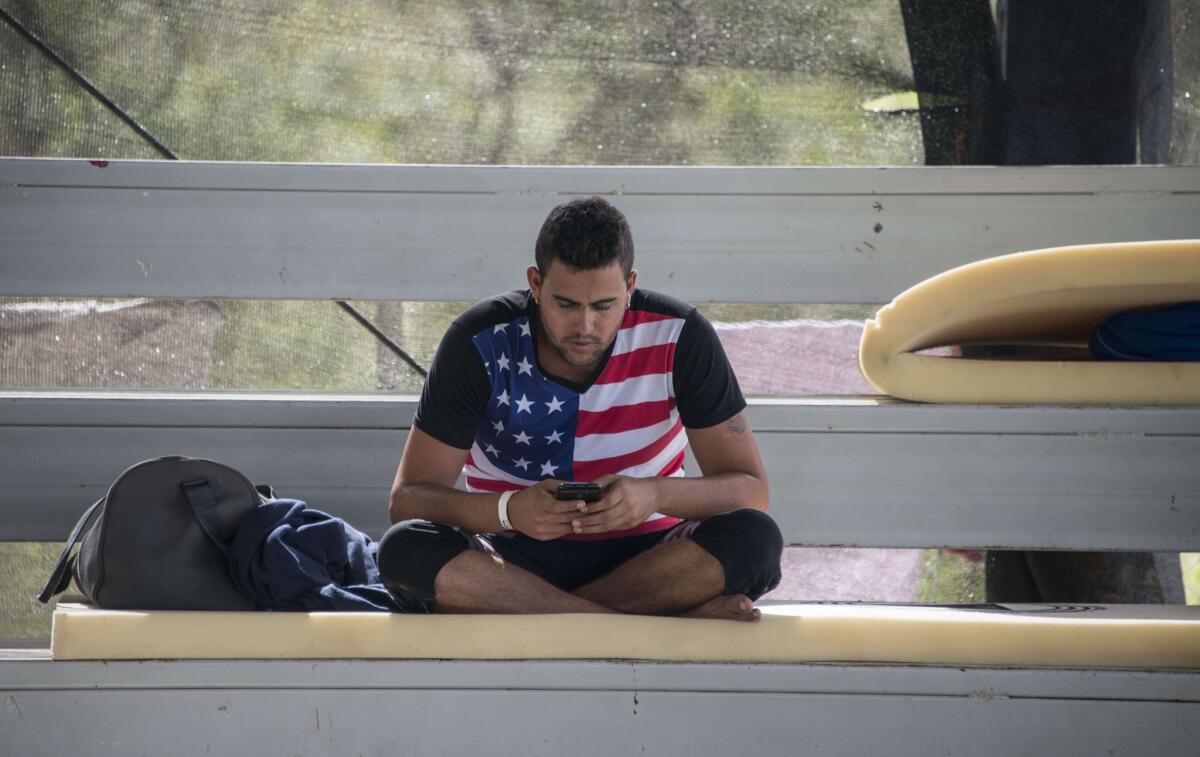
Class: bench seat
8,601,1200,754
49,601,1200,670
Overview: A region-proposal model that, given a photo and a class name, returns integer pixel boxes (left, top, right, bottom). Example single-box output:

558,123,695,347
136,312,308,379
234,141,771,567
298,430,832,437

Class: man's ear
527,266,543,302
626,270,638,301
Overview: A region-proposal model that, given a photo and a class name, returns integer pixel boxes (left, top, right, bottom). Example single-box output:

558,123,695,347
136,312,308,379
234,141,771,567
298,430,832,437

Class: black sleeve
673,308,747,429
412,322,490,449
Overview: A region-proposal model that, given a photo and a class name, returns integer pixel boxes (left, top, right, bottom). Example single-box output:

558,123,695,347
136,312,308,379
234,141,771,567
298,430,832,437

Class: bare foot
681,594,761,622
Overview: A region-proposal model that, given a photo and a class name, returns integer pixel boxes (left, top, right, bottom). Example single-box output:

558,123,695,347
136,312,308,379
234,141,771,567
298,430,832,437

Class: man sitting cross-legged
378,197,782,621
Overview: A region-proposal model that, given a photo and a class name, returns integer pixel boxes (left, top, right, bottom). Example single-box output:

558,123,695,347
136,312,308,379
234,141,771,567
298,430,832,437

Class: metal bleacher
1,157,1199,755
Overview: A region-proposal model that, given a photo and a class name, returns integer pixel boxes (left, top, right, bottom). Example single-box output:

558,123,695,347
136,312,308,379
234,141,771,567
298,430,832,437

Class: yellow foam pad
51,602,1200,670
859,240,1200,404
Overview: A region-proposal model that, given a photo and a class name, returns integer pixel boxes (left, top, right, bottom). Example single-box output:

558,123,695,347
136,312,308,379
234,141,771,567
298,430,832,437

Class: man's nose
579,307,597,335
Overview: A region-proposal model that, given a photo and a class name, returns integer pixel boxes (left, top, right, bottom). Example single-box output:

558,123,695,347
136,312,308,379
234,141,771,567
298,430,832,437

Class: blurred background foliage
1,0,924,164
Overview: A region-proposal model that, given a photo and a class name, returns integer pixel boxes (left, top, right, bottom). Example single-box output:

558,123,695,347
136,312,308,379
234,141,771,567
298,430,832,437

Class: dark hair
534,197,634,278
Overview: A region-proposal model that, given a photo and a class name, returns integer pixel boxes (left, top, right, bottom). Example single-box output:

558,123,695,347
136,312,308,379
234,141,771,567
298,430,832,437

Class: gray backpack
39,456,263,610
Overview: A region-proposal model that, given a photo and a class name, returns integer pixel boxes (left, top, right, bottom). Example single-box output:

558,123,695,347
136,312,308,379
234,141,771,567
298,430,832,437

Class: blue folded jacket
1089,302,1200,361
228,498,402,612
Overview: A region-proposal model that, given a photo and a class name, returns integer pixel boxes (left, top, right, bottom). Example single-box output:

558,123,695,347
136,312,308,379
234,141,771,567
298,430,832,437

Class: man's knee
377,519,470,611
689,509,783,600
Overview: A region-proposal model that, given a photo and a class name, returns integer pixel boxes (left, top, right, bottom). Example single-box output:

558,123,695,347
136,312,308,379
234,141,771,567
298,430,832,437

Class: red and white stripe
564,310,688,538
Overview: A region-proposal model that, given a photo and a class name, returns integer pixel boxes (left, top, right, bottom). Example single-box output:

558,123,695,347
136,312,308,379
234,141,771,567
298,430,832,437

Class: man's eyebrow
553,294,619,306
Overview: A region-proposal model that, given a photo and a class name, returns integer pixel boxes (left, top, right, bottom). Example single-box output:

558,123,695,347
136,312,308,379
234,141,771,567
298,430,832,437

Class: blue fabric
228,499,402,612
1089,303,1200,361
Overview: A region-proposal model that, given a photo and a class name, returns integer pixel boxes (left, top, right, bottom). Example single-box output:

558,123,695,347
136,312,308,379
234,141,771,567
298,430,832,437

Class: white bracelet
497,490,516,531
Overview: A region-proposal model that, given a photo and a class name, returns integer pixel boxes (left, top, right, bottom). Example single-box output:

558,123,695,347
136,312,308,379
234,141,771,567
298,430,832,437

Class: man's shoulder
630,288,697,321
452,290,532,337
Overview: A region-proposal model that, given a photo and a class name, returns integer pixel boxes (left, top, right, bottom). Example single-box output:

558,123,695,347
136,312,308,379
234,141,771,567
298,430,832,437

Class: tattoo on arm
725,415,747,435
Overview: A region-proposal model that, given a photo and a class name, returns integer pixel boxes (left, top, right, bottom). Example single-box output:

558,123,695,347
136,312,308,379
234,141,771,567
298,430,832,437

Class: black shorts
377,508,783,612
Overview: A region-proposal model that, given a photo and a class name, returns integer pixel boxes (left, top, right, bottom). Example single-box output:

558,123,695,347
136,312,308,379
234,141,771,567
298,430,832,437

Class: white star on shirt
519,321,531,337
516,357,533,376
493,324,508,334
484,443,499,457
496,389,510,406
545,395,564,414
513,430,532,445
515,394,534,414
540,461,558,476
513,457,531,471
492,419,504,433
545,430,563,444
496,353,510,372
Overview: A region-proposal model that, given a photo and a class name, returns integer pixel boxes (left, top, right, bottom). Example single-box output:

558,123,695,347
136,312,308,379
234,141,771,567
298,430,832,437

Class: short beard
554,341,607,368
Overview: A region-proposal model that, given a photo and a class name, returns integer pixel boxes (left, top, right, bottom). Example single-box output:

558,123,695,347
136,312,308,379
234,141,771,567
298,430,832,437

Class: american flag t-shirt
466,308,688,540
412,288,747,542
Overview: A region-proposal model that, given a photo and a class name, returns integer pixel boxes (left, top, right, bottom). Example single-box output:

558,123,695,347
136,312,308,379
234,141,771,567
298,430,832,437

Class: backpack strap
38,496,105,604
181,478,233,555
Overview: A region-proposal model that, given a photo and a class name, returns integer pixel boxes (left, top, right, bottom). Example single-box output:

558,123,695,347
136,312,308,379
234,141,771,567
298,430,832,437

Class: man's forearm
389,483,502,534
651,471,769,520
392,471,768,534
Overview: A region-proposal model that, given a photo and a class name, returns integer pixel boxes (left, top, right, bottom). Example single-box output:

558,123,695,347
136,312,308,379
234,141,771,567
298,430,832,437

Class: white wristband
497,490,516,531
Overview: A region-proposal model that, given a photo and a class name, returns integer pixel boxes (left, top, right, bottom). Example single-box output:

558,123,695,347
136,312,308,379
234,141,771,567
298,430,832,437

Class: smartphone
555,482,603,502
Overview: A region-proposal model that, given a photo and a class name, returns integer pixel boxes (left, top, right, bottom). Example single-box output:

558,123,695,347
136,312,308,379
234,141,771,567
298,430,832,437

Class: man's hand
567,475,659,535
507,479,588,541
